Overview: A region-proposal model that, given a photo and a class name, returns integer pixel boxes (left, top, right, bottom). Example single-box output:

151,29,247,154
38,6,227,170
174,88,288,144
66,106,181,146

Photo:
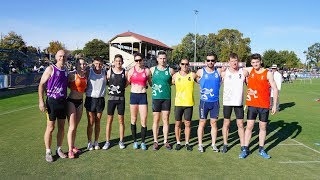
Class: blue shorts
199,100,219,120
130,93,148,105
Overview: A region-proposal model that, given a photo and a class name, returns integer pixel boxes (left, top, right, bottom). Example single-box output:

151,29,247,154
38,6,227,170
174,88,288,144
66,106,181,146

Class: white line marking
0,105,37,116
279,161,320,164
290,138,320,154
265,144,302,146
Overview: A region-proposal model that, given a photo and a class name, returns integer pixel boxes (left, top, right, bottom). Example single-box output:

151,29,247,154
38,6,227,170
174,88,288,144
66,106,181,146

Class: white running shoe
87,142,93,151
94,141,100,150
119,141,125,149
102,141,110,150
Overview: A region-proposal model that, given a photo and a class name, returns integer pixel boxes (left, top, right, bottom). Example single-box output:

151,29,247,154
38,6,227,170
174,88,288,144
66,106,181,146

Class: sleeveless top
70,72,87,93
223,68,245,106
46,64,68,99
86,68,107,98
246,69,270,109
199,67,221,102
175,72,194,106
130,66,147,87
108,68,126,97
152,66,171,99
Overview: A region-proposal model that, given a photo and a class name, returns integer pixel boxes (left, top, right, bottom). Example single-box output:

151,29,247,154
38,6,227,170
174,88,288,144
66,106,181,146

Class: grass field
0,79,319,179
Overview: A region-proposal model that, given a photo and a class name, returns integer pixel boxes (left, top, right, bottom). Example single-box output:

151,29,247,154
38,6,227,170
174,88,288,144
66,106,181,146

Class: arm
172,72,177,85
267,71,279,115
195,68,202,83
146,68,152,87
38,66,53,112
220,71,226,83
67,71,75,88
106,69,111,86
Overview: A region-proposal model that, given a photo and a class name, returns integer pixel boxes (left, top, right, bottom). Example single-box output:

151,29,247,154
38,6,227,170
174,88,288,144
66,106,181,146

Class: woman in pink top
127,53,152,150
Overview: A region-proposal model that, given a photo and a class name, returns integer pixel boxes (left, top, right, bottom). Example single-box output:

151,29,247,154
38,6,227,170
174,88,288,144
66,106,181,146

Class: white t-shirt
271,71,282,97
223,68,245,106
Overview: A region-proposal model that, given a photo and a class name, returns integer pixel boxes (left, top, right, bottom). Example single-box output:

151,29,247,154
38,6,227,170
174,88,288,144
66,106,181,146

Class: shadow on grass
279,102,295,111
249,120,302,153
77,118,302,154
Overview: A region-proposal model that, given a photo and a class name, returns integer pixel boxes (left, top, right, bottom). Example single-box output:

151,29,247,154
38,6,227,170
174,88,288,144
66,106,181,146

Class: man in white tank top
221,53,248,154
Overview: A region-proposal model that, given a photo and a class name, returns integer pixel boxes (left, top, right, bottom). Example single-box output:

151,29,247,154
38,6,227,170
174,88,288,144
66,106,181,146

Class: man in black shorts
38,50,68,162
103,54,128,150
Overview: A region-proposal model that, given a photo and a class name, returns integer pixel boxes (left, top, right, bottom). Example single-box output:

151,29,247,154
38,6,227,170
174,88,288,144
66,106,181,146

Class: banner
9,73,43,87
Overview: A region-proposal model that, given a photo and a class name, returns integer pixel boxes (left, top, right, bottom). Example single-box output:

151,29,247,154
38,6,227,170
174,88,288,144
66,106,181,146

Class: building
109,31,172,69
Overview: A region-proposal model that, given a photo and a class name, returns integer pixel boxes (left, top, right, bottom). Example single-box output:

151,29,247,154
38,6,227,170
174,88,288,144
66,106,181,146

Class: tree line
1,30,319,70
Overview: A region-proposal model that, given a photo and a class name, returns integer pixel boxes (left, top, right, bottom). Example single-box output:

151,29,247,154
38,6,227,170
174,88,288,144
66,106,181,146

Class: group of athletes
38,49,278,163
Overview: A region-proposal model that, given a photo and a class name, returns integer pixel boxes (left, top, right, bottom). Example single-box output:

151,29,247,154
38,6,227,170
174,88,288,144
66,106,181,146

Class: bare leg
222,118,230,145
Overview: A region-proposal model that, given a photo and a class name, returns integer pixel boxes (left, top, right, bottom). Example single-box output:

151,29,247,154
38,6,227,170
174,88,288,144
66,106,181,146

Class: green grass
0,79,320,179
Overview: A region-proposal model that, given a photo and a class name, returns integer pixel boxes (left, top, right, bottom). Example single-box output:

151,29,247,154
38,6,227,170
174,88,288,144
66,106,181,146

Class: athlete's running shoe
68,150,75,159
102,141,110,150
133,142,139,149
56,149,67,158
153,142,159,151
221,144,228,153
198,145,204,153
87,142,93,151
175,144,182,151
211,145,219,152
141,143,147,150
259,150,271,159
119,141,125,149
239,150,248,159
186,144,193,151
94,141,100,150
45,152,53,163
72,147,81,154
164,142,172,150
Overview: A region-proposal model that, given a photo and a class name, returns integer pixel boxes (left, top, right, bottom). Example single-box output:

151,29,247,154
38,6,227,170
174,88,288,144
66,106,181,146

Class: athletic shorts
223,105,244,119
46,97,67,121
130,93,148,105
247,106,269,122
84,97,105,113
152,99,171,112
199,100,219,120
175,106,193,121
107,100,125,115
67,98,83,109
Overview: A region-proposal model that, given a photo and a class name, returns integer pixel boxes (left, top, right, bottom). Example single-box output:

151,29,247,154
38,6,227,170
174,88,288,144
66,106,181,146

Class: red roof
111,31,172,50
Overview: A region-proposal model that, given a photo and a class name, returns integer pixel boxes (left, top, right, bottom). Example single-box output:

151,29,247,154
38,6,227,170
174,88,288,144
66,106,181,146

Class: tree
278,50,300,69
46,41,65,54
214,29,251,62
262,50,283,68
83,39,109,60
0,31,26,50
305,43,320,66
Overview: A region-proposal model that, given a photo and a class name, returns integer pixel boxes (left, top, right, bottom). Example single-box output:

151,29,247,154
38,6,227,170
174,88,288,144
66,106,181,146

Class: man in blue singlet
196,52,222,153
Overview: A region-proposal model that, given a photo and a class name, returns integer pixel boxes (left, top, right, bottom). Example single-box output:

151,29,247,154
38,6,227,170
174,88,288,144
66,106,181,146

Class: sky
1,0,319,63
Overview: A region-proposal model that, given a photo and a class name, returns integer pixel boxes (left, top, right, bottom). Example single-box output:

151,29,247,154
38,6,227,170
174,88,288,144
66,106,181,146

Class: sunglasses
180,63,189,66
206,59,216,62
135,59,142,62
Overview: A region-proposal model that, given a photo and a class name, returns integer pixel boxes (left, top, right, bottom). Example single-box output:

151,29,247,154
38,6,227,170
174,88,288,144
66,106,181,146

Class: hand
271,106,277,115
39,101,46,112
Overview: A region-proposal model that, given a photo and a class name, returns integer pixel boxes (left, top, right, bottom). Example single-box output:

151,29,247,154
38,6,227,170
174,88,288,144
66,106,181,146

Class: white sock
212,143,215,146
154,141,158,143
177,141,181,145
57,146,61,151
185,142,189,145
46,149,51,154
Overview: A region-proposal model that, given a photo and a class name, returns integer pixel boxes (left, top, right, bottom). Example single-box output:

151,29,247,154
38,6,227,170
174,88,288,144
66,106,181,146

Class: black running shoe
221,144,228,153
175,144,182,151
186,144,193,151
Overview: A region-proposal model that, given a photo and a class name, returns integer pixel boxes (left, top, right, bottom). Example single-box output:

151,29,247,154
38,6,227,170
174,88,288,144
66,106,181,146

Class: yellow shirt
175,72,194,106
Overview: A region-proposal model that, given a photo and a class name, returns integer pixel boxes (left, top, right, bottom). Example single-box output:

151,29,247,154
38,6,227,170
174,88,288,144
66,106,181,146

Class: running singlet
130,67,147,87
108,68,126,97
70,72,87,93
152,66,171,99
199,67,221,102
223,68,245,106
86,68,107,98
46,64,68,99
175,72,194,106
246,69,270,109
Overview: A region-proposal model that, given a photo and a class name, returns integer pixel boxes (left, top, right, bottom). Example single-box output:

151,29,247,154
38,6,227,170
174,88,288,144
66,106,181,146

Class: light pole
194,10,198,70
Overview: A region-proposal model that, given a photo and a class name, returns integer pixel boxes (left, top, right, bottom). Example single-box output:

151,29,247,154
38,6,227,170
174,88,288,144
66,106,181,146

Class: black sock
131,124,137,142
141,126,147,143
259,146,264,152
